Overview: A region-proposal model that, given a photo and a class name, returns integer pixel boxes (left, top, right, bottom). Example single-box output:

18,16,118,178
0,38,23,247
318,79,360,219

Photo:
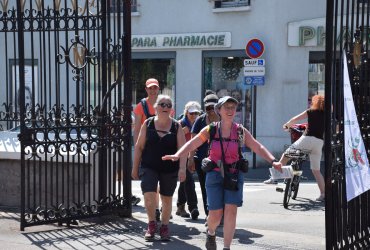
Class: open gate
0,0,132,230
325,0,370,248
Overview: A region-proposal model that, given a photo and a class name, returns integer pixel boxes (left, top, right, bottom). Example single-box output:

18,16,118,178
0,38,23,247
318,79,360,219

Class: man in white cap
176,101,202,220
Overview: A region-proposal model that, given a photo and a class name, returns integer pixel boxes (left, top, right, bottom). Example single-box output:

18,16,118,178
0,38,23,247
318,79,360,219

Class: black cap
203,94,219,107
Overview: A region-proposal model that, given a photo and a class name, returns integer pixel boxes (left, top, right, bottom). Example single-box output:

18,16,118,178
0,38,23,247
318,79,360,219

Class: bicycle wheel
292,176,300,200
283,179,292,208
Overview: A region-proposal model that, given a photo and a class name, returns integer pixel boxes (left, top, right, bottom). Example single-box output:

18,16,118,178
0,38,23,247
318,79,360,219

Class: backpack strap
236,124,245,159
146,116,155,129
141,98,154,119
170,118,179,134
207,122,245,160
206,121,219,156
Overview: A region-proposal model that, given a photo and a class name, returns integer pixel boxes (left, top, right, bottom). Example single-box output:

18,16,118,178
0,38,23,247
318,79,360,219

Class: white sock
207,230,215,236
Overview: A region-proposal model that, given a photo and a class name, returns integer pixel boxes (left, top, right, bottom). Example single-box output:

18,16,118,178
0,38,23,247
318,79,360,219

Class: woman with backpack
132,95,187,241
162,96,282,250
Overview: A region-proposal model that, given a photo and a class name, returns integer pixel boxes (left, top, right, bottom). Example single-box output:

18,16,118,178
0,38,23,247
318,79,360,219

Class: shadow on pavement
270,197,325,212
233,228,263,245
20,215,203,250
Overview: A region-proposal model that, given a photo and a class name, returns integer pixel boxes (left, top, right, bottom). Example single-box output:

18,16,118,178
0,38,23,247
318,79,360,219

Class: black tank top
305,109,324,140
141,117,179,173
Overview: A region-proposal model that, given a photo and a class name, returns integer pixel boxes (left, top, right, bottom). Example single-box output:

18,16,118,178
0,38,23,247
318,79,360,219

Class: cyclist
264,95,325,202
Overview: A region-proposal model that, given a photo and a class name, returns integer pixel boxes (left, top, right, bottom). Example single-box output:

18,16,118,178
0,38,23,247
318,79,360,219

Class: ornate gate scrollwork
0,0,132,230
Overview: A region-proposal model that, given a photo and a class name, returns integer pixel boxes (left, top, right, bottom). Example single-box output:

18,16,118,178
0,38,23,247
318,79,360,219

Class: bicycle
276,147,310,208
275,124,310,208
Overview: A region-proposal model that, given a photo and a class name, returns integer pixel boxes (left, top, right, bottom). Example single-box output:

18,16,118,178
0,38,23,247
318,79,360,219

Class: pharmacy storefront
131,31,253,130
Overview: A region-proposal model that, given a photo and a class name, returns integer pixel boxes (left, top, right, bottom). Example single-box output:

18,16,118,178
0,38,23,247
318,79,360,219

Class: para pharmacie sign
132,32,231,49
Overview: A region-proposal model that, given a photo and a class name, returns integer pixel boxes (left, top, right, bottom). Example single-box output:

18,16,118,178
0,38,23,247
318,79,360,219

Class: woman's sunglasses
189,112,200,115
158,102,172,109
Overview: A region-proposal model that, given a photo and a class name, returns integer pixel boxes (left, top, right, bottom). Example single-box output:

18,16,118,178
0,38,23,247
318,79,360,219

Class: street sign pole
244,39,265,169
252,86,257,169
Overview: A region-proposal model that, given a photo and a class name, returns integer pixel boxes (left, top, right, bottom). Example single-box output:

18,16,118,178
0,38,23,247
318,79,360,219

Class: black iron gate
0,0,132,230
325,0,370,249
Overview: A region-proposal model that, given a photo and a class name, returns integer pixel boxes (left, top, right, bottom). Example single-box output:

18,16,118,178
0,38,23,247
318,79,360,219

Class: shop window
214,0,250,8
308,63,325,107
132,58,175,106
87,55,175,111
204,53,253,131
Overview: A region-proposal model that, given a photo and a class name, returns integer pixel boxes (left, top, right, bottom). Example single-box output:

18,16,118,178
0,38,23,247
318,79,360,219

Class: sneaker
131,195,141,206
190,208,199,220
205,232,217,250
176,204,190,218
263,177,278,184
144,221,157,241
316,194,325,202
155,209,161,222
159,224,170,241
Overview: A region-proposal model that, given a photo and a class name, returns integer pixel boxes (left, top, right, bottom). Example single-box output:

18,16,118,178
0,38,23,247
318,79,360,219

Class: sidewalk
0,165,323,250
0,207,276,250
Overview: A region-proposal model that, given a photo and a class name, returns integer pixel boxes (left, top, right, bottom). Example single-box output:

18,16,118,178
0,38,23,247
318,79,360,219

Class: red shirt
133,98,155,125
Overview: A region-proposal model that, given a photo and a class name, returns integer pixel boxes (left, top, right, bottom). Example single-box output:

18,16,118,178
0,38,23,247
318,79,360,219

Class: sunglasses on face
158,102,172,109
189,112,200,115
206,106,214,111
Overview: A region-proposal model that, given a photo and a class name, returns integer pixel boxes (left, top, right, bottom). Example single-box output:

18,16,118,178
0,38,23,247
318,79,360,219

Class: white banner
343,52,370,201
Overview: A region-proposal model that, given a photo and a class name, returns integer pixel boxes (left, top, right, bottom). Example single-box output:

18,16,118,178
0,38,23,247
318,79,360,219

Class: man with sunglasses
189,93,219,218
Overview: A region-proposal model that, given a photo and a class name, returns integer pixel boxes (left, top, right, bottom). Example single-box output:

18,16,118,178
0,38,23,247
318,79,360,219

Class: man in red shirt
133,78,160,143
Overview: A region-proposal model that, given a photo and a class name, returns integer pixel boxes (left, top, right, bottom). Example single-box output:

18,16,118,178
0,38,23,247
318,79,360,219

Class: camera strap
219,124,246,170
218,125,226,178
218,125,227,165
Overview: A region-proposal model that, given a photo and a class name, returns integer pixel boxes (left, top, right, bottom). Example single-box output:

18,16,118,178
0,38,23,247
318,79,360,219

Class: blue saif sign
244,76,265,86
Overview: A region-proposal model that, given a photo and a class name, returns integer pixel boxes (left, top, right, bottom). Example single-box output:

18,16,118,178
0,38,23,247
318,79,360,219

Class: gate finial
0,0,9,12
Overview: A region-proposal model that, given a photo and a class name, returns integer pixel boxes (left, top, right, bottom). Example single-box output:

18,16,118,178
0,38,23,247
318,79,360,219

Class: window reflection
204,56,253,130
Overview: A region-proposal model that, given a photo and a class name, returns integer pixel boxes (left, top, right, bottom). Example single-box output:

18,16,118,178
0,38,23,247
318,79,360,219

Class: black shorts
139,167,178,196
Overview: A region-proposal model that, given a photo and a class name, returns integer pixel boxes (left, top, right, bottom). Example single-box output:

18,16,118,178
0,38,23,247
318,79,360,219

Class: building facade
0,0,327,166
131,0,326,164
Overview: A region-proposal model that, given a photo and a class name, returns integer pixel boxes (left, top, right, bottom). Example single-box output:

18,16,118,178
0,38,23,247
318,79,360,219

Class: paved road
0,177,325,250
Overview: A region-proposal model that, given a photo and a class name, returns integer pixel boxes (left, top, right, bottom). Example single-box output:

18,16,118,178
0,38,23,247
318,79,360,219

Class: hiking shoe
316,194,325,202
205,232,217,250
190,208,199,220
160,224,170,241
155,208,161,221
131,195,141,206
263,177,278,184
144,221,157,241
176,204,190,218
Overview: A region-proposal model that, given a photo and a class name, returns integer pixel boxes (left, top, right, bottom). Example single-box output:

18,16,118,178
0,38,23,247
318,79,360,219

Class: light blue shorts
205,170,244,210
